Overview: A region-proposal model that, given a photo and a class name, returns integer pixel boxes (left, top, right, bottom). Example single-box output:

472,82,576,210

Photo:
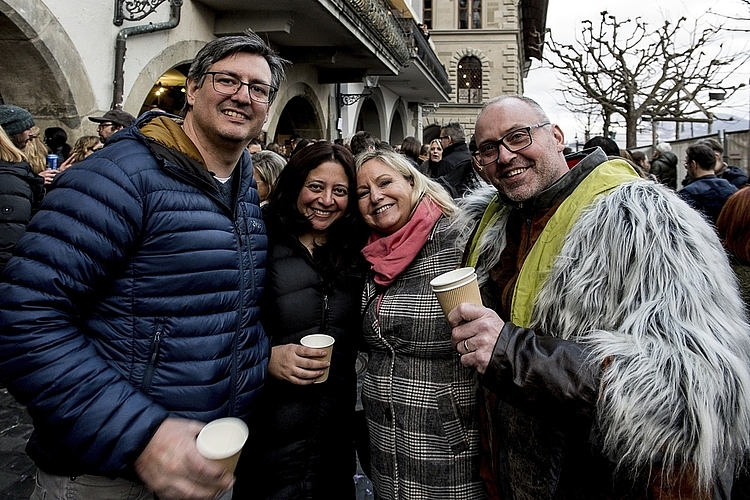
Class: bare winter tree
543,12,747,148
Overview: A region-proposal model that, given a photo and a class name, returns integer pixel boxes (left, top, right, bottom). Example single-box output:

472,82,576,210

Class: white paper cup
196,417,249,474
300,334,335,383
429,267,483,317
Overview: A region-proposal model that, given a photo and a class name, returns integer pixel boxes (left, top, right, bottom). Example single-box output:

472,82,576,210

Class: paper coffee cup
430,267,483,317
300,334,335,383
196,417,248,474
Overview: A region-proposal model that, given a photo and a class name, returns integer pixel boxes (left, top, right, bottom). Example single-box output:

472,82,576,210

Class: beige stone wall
423,0,525,140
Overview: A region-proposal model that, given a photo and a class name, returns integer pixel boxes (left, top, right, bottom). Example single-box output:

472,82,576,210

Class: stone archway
0,0,96,128
389,109,405,146
356,99,381,140
275,95,324,148
127,39,209,118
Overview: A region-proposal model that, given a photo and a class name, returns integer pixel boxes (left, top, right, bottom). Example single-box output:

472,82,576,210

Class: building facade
423,0,548,142
0,0,547,148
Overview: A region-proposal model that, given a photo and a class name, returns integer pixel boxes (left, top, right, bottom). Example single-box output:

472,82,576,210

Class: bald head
473,96,568,202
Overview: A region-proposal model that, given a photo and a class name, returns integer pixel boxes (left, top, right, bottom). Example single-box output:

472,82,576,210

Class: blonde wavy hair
354,149,458,217
0,126,26,164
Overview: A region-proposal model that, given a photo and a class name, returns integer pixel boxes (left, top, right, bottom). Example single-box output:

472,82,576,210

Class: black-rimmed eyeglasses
472,122,550,166
205,72,277,104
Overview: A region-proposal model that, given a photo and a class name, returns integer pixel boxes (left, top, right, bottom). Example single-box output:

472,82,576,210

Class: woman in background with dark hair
234,141,367,500
43,127,71,161
400,135,422,169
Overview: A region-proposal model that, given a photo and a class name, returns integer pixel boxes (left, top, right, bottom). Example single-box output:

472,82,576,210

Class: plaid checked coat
361,216,484,499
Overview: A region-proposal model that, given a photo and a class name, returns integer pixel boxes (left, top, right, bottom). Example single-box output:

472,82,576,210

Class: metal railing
394,16,451,94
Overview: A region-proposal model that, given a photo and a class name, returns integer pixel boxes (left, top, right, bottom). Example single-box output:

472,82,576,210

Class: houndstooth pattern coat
361,216,485,500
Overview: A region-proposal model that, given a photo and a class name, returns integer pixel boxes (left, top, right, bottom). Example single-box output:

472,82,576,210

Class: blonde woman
0,126,43,271
58,136,102,171
419,137,443,178
356,150,483,499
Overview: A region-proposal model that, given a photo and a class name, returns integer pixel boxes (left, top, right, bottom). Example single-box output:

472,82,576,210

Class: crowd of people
0,29,749,500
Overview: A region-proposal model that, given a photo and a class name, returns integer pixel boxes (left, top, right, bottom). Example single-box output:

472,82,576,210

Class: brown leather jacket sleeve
481,321,602,425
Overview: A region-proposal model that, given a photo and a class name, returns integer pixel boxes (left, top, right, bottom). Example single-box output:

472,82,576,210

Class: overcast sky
522,0,750,148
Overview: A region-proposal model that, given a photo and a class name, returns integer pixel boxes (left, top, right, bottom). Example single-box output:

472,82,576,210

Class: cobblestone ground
0,388,35,500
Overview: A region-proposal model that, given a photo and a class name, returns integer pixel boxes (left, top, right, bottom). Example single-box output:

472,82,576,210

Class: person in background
0,126,43,273
650,142,678,189
0,105,56,185
58,136,103,171
399,136,422,169
265,141,283,155
583,135,620,156
420,137,443,177
437,122,483,197
88,108,136,144
349,130,378,156
0,104,35,150
690,137,748,189
289,137,311,158
0,31,287,500
678,142,737,224
629,150,650,173
716,187,750,500
44,127,72,161
355,150,483,499
247,137,263,154
22,126,47,174
251,149,286,205
716,186,750,314
451,94,750,499
418,143,429,163
234,142,367,499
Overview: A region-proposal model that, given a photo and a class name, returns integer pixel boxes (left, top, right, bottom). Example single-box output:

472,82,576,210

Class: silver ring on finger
463,339,471,353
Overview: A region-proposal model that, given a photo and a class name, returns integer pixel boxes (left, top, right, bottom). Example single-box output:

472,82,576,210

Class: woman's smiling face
356,159,415,235
296,161,350,233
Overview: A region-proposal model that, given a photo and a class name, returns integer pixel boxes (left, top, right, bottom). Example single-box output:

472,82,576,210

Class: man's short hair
698,137,723,155
654,142,672,154
185,30,288,112
440,122,466,143
686,143,716,171
349,131,377,156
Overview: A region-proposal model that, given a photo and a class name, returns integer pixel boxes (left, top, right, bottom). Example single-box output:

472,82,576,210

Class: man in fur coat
449,95,750,499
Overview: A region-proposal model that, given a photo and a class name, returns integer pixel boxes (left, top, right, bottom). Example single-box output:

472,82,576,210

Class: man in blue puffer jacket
0,31,287,500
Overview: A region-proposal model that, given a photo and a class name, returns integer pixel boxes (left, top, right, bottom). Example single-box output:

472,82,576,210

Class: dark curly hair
267,141,367,273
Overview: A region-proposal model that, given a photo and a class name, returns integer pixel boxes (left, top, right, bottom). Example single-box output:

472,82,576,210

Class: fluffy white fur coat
457,180,750,489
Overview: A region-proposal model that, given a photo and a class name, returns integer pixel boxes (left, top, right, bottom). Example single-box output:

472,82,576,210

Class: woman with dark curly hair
234,141,368,499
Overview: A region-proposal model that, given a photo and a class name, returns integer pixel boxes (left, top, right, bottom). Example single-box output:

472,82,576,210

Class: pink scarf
362,198,443,286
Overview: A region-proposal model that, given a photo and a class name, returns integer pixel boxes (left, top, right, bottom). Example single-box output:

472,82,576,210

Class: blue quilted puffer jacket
0,112,269,478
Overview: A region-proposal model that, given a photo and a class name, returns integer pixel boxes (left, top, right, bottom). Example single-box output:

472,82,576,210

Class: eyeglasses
472,122,550,166
205,72,277,104
439,135,450,140
97,122,114,130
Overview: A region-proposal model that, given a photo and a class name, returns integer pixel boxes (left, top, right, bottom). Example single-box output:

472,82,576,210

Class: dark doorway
275,95,323,149
138,63,190,116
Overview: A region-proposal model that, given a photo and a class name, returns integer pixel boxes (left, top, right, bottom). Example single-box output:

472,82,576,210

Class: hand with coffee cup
447,302,506,374
267,340,332,385
134,417,235,500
